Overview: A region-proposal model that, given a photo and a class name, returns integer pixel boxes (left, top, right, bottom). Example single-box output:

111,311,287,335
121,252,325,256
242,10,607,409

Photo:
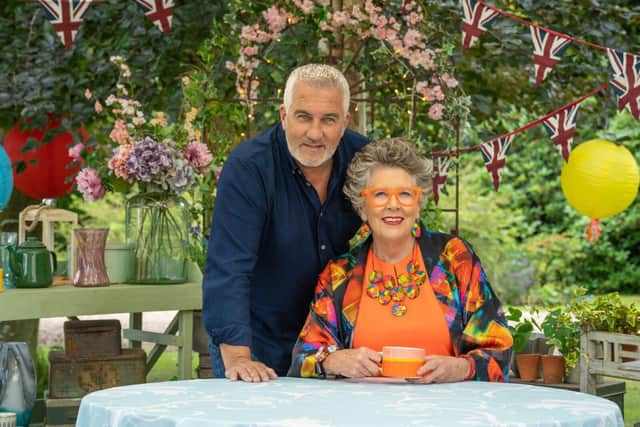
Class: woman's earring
411,222,421,238
357,222,372,240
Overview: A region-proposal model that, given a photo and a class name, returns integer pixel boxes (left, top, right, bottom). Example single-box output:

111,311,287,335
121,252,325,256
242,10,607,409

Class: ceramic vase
104,243,134,284
73,228,110,287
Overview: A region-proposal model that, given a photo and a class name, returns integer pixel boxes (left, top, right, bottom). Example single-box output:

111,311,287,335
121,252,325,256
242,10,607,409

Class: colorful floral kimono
287,225,513,382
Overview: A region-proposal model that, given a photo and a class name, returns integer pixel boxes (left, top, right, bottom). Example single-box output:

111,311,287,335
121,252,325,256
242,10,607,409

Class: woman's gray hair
283,64,350,114
344,138,434,212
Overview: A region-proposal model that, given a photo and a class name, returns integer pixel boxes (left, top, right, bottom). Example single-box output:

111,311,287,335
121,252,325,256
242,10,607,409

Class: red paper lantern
3,118,88,199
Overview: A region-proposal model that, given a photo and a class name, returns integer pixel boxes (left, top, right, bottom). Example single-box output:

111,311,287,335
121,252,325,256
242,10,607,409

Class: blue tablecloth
76,377,623,427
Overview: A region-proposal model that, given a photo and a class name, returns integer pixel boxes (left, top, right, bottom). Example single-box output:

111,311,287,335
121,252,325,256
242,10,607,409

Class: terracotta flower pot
541,355,565,384
515,354,540,381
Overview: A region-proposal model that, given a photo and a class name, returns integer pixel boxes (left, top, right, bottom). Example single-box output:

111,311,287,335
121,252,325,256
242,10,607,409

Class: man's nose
306,120,322,140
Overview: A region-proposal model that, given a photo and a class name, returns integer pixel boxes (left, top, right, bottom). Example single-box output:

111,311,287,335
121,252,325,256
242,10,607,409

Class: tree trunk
331,0,367,135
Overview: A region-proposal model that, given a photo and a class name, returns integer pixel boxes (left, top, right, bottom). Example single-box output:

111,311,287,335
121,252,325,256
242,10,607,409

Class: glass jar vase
125,192,189,284
73,227,110,287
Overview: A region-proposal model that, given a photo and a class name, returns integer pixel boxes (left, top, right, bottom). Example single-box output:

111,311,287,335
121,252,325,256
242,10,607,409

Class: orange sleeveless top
352,244,454,355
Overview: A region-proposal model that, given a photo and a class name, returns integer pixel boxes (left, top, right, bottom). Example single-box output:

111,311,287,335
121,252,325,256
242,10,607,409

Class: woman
288,138,513,382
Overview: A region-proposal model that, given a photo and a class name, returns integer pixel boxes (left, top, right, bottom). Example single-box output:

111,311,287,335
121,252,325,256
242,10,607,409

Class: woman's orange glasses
360,186,422,208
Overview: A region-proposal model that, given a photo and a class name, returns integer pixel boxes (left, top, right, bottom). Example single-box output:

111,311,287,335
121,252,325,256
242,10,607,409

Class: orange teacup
381,346,425,378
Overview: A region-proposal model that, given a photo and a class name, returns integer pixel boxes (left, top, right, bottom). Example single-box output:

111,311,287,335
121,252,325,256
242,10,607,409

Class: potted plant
540,290,640,385
571,292,640,364
539,308,580,384
571,292,639,334
507,307,539,381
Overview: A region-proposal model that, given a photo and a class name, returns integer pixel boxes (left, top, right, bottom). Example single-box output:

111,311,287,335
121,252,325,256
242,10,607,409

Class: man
203,64,368,381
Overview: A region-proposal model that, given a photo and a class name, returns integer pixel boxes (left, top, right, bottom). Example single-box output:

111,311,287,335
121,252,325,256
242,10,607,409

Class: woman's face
359,166,420,246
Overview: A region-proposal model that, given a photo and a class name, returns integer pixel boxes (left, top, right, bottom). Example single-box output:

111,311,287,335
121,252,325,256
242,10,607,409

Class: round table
76,377,623,427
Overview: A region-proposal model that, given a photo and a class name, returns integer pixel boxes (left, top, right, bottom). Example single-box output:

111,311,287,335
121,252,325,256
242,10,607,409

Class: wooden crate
580,330,640,394
44,393,81,427
192,311,209,354
48,349,146,399
64,319,121,359
197,352,212,378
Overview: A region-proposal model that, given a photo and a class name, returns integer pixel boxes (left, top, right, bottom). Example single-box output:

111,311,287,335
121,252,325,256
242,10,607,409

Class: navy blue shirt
202,123,368,375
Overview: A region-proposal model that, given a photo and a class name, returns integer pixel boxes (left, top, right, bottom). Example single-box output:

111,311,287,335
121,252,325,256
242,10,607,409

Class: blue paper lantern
0,145,13,210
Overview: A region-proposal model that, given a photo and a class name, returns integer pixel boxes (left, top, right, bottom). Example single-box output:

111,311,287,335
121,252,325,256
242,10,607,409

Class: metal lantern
18,201,78,280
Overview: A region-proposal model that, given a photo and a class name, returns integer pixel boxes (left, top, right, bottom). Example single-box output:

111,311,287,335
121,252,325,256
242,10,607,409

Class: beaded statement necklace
365,245,426,317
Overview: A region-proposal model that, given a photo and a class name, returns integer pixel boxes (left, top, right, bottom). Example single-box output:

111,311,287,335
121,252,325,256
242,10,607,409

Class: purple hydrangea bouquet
74,57,212,201
74,56,213,284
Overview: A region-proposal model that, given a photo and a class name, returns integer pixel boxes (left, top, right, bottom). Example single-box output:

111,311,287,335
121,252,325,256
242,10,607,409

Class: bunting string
33,0,175,49
478,0,609,52
431,83,610,159
429,81,610,202
429,1,638,201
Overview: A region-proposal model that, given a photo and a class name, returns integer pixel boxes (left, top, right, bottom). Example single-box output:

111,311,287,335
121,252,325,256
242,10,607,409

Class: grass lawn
611,295,640,425
620,295,640,306
146,350,199,383
623,379,640,426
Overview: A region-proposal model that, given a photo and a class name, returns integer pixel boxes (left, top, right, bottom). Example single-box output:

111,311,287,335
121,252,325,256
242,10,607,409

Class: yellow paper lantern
561,139,639,241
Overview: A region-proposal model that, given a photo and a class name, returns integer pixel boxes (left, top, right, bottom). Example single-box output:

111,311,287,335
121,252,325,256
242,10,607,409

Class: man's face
280,81,350,169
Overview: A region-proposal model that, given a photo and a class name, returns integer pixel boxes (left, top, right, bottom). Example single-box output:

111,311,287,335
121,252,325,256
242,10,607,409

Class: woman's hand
322,347,382,378
414,355,471,383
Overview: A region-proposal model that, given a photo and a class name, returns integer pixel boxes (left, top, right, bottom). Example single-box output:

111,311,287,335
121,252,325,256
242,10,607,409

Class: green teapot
7,237,57,288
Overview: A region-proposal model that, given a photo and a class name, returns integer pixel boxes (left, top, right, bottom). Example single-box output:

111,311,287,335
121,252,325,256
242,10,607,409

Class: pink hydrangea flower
403,29,424,49
84,88,92,99
430,85,445,101
440,73,459,88
68,143,84,162
263,6,287,34
184,141,213,173
94,100,103,113
76,167,106,201
241,46,258,56
108,144,133,179
428,103,445,121
407,11,422,26
294,0,314,14
416,81,429,98
109,119,131,145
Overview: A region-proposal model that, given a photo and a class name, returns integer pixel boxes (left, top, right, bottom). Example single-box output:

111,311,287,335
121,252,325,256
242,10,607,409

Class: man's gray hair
283,64,350,114
344,138,434,212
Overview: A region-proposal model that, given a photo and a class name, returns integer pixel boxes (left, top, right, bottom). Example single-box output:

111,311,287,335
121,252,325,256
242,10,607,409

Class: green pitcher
7,237,57,288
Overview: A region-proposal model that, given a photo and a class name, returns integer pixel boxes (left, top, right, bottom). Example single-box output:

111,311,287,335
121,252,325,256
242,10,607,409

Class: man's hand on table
220,343,278,382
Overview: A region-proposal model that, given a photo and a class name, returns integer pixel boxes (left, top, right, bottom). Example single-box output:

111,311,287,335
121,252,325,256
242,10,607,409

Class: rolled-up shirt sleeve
202,156,267,347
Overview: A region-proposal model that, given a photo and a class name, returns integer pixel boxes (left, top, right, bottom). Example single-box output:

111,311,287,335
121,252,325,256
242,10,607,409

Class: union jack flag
461,0,500,54
480,135,514,191
542,104,580,162
432,155,452,205
37,0,92,49
135,0,175,34
607,49,640,120
530,26,572,86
